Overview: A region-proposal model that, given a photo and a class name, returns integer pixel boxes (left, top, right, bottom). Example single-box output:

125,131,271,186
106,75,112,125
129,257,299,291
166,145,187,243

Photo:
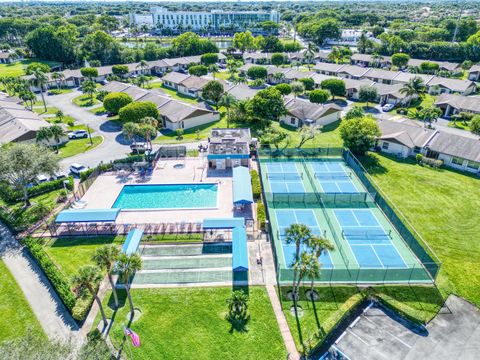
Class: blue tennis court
275,209,333,268
310,161,360,193
266,162,305,193
333,209,407,269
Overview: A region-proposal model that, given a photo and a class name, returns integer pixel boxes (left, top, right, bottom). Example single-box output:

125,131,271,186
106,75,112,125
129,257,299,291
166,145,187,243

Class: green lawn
0,59,61,78
48,88,73,95
360,153,480,305
447,120,471,132
89,105,106,115
212,72,231,81
271,119,343,148
57,136,103,159
101,287,287,360
146,84,200,104
32,106,60,115
283,285,443,351
0,260,45,342
72,94,99,107
394,94,436,118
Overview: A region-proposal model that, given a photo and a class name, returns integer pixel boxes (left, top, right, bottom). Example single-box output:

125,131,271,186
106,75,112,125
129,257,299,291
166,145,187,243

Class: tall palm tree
327,46,341,64
92,245,120,309
136,60,149,75
299,252,321,297
72,265,108,328
209,64,219,79
285,224,312,301
19,90,36,110
81,80,97,105
51,72,64,90
35,127,52,146
30,69,48,112
115,253,142,320
399,76,426,106
303,42,318,70
219,93,236,128
308,235,335,261
123,122,139,147
49,125,65,153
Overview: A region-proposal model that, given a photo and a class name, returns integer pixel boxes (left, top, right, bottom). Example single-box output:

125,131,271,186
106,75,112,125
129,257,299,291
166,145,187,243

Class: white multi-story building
130,7,279,32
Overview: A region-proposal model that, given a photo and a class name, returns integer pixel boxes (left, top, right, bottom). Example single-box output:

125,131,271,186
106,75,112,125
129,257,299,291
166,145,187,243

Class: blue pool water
112,184,218,209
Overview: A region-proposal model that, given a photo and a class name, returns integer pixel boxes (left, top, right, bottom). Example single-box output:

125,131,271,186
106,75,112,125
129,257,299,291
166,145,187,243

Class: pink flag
124,327,141,347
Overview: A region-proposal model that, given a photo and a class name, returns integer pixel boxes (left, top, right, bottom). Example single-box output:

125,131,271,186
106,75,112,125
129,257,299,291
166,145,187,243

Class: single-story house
363,68,399,85
101,81,130,93
336,65,371,80
177,76,210,98
344,78,374,100
434,93,480,117
243,52,272,64
281,97,342,128
407,59,461,73
311,73,335,88
350,53,392,68
0,50,22,64
162,71,191,90
426,77,476,96
373,83,418,106
391,72,434,86
313,63,345,76
225,84,259,101
468,64,480,82
158,99,219,131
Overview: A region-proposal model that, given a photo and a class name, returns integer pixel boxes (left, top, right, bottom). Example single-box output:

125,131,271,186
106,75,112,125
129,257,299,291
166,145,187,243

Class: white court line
346,328,369,346
369,244,386,269
362,315,413,349
332,210,360,267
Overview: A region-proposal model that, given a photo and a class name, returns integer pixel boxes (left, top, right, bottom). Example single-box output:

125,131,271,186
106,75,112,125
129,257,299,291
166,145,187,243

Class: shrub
271,53,285,66
119,101,159,123
247,66,268,80
200,53,219,66
103,92,133,115
96,90,108,102
415,153,423,163
299,77,315,91
257,201,266,231
309,89,330,104
275,83,292,95
471,115,480,135
320,78,345,99
22,237,76,312
80,67,98,79
80,163,113,182
188,65,208,76
250,170,261,200
0,177,74,204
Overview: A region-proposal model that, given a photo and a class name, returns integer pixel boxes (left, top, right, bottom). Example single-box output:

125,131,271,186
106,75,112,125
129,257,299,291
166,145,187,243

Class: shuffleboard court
334,209,407,269
275,209,333,268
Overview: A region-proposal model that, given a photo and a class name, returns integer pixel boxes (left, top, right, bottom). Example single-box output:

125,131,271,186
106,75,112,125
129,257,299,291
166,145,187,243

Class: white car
382,103,395,112
69,163,89,176
68,130,88,139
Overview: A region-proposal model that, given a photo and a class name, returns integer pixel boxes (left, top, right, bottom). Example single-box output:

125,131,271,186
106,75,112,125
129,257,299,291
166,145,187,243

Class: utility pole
452,0,465,42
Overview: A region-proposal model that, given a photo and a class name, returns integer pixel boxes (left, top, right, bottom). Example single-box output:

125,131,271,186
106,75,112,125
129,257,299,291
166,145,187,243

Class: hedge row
0,177,73,204
80,163,113,182
79,156,145,182
250,170,262,201
257,200,266,231
22,237,76,312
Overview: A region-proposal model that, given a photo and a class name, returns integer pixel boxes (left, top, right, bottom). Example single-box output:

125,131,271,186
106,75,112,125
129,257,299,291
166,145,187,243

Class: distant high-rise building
130,7,279,33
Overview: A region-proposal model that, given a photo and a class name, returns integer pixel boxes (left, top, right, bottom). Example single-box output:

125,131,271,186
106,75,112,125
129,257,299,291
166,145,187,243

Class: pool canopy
122,229,144,255
55,208,121,223
232,226,248,272
203,217,245,229
232,166,253,205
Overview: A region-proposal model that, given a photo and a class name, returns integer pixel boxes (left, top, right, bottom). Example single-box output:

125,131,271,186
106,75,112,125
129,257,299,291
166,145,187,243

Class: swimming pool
112,184,218,210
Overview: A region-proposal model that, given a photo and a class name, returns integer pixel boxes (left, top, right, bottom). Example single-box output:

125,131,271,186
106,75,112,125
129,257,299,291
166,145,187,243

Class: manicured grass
447,120,471,132
212,72,231,81
0,260,45,342
57,136,103,159
272,119,343,148
0,59,61,78
48,88,74,95
394,94,436,118
282,285,443,351
44,236,124,278
360,153,480,306
147,84,200,104
101,287,287,360
72,94,99,107
32,106,60,115
89,105,106,115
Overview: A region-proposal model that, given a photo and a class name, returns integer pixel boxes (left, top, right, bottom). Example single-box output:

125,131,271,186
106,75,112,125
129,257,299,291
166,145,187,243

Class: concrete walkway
266,285,301,360
0,222,82,343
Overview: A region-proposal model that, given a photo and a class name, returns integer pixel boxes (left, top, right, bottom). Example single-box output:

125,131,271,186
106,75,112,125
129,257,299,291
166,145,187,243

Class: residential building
133,7,279,33
225,84,259,101
326,29,378,46
207,128,252,169
426,77,476,96
376,119,480,174
350,53,392,68
434,94,480,117
162,71,191,90
343,78,374,100
281,97,342,128
0,50,22,64
468,64,480,81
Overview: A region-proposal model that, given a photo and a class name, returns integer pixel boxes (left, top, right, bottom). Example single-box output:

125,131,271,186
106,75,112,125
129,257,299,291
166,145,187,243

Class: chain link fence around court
257,147,442,284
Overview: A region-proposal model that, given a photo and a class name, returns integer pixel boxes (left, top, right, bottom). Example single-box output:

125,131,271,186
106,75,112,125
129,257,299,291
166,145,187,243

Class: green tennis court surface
259,155,435,284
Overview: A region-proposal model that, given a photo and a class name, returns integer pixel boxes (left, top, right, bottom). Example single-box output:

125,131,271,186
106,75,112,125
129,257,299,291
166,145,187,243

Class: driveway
44,90,133,171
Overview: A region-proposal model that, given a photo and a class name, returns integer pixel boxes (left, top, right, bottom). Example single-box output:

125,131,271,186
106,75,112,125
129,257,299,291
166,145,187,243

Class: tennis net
315,171,352,179
267,172,303,180
342,228,391,239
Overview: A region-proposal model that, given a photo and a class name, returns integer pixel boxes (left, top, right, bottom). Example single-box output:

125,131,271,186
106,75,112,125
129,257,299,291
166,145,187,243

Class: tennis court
275,209,333,268
266,162,305,193
333,209,407,269
310,161,360,193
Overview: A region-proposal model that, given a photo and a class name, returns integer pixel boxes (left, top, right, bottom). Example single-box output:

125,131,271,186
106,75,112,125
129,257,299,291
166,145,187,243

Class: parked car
35,175,49,184
382,103,395,112
68,130,88,139
130,142,150,154
48,172,67,181
69,163,89,176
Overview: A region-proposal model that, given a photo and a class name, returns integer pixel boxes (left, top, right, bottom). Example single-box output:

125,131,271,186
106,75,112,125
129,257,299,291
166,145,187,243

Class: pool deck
81,158,234,224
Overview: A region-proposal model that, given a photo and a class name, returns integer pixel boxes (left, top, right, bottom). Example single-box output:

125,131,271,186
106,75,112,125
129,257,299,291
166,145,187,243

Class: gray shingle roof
377,119,435,148
434,94,480,113
284,97,342,122
428,132,480,162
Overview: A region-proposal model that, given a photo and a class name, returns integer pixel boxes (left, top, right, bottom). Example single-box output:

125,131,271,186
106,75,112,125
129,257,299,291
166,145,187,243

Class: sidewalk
0,222,83,344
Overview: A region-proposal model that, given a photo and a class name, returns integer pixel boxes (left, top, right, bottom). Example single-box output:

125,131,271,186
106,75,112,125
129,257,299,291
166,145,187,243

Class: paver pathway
0,222,82,344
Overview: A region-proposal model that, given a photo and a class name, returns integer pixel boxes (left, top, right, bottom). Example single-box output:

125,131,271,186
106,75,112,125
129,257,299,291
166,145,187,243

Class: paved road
0,222,83,344
44,90,132,172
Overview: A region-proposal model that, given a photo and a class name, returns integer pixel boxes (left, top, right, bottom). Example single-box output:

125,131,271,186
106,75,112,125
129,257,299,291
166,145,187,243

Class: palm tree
285,224,312,301
308,235,335,261
19,90,36,110
56,110,64,123
115,253,142,320
291,81,305,98
273,72,286,84
328,46,341,64
139,124,157,150
72,265,108,328
371,53,384,68
49,125,65,153
219,93,236,128
35,127,52,146
30,69,48,112
92,245,120,309
136,60,149,75
399,76,426,106
123,122,139,147
299,252,321,297
303,42,318,70
81,80,97,105
209,64,219,79
136,74,148,88
51,72,65,90
227,290,249,320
